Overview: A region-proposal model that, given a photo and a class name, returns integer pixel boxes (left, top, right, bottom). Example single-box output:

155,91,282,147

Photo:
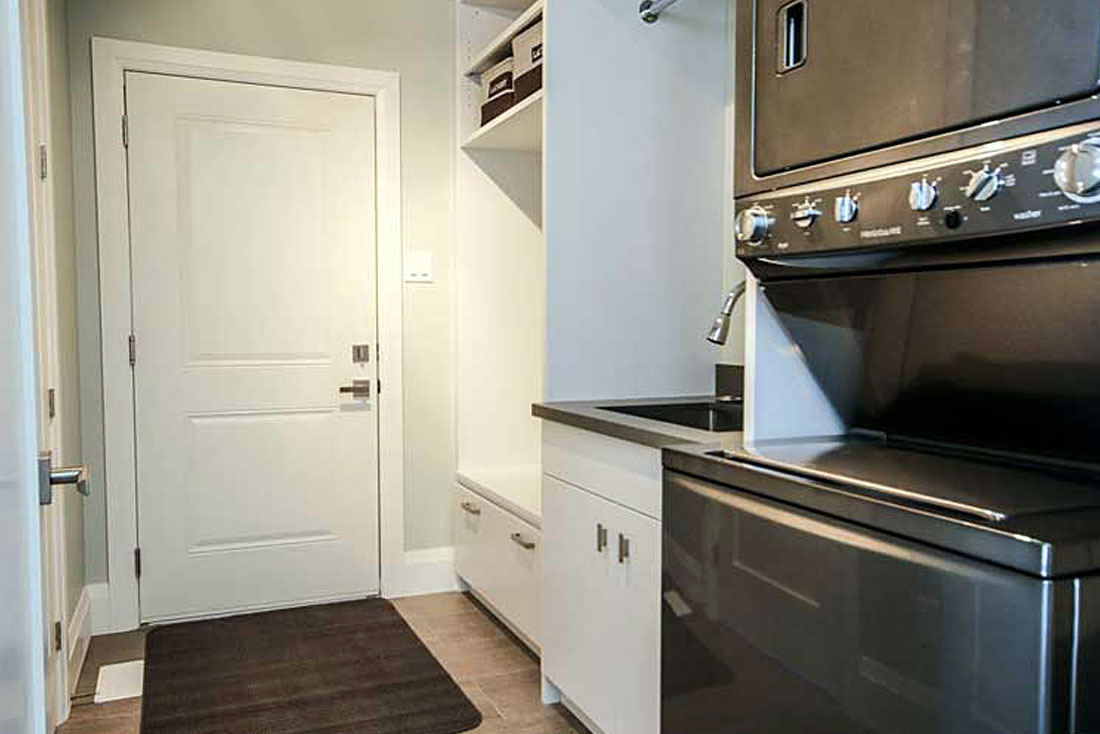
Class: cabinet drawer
542,421,662,519
453,485,541,646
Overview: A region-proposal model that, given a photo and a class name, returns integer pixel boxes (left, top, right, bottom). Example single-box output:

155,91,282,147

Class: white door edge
91,38,406,632
22,0,74,724
3,0,48,727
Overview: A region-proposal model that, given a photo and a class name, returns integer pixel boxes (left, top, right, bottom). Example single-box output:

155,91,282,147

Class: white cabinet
453,484,541,647
541,473,661,734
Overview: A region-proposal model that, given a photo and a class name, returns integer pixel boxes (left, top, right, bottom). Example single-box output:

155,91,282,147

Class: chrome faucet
706,281,746,346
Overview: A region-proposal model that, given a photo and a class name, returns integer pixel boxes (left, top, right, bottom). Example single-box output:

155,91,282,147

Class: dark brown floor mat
141,599,482,734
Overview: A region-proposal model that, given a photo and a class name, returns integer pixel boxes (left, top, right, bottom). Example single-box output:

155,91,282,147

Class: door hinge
122,115,129,148
38,144,47,181
128,334,136,367
134,547,142,578
47,387,56,419
53,621,62,652
377,378,381,395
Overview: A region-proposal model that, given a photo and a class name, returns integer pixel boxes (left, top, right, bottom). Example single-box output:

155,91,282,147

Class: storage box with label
480,58,515,126
512,21,543,102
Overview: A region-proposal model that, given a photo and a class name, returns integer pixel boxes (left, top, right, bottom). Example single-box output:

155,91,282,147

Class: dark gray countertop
535,396,1100,578
532,396,744,449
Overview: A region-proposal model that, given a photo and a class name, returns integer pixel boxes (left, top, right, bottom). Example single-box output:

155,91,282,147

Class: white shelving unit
461,0,534,12
466,0,543,77
463,90,542,151
454,0,546,635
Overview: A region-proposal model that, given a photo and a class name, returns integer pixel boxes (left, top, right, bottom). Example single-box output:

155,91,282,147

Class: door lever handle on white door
38,451,90,506
338,379,372,399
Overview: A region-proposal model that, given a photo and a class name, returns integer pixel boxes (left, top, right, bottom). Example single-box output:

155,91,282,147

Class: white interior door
2,0,47,729
21,0,71,727
125,71,380,622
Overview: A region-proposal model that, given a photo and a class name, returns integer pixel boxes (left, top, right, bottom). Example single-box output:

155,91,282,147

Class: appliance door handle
510,532,536,551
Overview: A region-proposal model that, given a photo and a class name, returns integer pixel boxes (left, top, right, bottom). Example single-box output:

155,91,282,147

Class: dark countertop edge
532,396,740,449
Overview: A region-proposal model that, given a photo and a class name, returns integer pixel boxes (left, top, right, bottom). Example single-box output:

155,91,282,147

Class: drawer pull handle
596,523,608,553
618,533,630,564
460,501,481,516
511,532,536,551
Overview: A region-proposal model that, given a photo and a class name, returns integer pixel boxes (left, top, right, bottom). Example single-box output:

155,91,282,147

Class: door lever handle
38,452,90,506
338,379,372,399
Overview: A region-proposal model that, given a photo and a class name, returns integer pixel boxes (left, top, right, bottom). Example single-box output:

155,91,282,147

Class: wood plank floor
59,592,587,734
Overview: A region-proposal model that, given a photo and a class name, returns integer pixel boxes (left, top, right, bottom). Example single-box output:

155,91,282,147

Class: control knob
1054,140,1100,203
834,193,859,224
908,179,938,211
735,206,774,246
790,202,822,229
964,166,1002,202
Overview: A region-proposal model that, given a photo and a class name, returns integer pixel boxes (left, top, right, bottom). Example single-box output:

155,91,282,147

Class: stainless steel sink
598,400,743,432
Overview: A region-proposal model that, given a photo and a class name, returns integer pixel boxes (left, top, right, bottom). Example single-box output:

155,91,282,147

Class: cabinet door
454,487,495,595
542,475,617,730
611,507,661,734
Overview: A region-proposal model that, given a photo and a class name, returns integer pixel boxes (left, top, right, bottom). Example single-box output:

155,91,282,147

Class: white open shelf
456,466,542,528
463,90,542,152
466,0,543,77
462,0,533,10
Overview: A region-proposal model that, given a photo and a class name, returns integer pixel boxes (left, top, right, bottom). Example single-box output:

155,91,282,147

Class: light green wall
67,0,458,583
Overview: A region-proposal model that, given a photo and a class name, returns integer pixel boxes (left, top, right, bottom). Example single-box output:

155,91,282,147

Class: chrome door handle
460,501,482,516
510,532,536,551
338,379,372,399
38,452,90,506
618,533,630,564
596,523,608,553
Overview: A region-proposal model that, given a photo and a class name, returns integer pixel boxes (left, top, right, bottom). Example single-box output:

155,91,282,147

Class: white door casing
126,71,380,622
92,39,405,632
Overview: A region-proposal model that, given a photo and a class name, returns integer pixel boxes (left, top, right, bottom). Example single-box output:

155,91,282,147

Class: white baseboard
87,582,114,635
383,546,459,598
67,586,92,695
87,548,458,630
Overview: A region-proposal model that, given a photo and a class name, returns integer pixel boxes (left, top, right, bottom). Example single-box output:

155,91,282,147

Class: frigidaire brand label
860,226,902,240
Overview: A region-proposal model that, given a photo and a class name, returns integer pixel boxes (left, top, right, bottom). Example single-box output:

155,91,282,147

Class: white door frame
92,38,406,632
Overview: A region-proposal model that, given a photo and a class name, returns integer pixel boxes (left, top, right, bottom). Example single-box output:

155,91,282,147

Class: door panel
751,0,1100,175
662,471,1054,734
2,0,48,726
127,72,379,621
541,475,617,729
611,506,660,734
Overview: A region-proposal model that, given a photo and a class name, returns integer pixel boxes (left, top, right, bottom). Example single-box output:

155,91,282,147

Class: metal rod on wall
639,0,682,23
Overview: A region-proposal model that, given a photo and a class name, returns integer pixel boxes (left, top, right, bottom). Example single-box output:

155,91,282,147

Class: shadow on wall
466,148,543,227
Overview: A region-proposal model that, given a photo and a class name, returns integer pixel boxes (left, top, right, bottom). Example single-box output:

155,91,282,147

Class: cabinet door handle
618,533,630,564
510,532,536,550
460,501,481,516
596,523,608,552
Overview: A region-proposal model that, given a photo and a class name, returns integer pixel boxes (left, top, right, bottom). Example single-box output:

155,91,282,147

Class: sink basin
598,401,743,432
